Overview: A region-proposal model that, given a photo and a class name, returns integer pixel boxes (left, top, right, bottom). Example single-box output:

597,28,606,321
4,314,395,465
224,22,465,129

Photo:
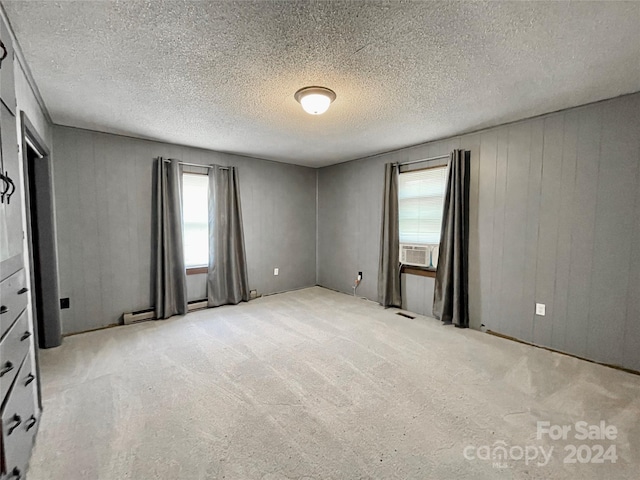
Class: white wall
12,44,55,361
14,62,51,146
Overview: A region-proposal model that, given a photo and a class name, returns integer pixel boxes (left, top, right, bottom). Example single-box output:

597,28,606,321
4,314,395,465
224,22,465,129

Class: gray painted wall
53,126,317,334
318,92,640,372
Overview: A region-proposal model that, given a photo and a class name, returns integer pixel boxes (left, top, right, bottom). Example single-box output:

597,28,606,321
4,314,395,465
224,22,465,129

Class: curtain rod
162,159,229,170
396,153,450,167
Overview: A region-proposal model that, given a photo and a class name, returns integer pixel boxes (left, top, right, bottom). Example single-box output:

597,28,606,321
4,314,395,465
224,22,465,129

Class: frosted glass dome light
294,86,336,115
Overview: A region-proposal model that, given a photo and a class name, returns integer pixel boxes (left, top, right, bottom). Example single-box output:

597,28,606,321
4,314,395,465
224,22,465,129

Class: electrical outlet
274,268,279,276
358,271,363,280
535,303,546,316
250,289,258,299
60,298,70,309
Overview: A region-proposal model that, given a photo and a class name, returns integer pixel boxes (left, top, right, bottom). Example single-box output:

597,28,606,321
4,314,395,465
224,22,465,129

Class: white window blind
398,166,447,245
182,173,209,267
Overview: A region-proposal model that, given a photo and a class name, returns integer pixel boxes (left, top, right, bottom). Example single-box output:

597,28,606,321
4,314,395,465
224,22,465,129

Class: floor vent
396,312,416,319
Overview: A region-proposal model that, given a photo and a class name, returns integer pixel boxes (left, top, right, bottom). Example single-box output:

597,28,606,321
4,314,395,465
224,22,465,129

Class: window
182,173,209,268
398,166,447,268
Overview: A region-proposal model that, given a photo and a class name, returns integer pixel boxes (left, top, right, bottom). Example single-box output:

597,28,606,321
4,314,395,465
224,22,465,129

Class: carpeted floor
30,287,640,479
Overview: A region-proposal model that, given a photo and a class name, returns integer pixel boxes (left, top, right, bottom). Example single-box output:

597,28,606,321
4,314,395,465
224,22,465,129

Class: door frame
20,112,62,356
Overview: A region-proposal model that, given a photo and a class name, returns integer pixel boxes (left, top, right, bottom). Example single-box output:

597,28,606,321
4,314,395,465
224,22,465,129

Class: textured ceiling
3,1,640,167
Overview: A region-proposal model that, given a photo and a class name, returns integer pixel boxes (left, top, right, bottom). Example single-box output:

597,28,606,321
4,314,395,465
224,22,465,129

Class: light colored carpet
31,287,640,479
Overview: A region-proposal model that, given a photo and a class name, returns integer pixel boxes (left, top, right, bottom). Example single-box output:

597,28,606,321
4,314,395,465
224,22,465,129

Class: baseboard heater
123,299,208,325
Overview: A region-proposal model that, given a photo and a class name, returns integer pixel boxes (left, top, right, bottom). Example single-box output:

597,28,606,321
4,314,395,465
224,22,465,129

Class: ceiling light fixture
294,86,336,115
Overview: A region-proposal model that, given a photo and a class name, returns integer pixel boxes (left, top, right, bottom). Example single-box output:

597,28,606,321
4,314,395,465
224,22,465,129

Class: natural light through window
398,166,447,268
182,173,209,268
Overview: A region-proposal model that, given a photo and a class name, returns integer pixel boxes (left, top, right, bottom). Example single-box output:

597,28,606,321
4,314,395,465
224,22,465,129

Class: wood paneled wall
318,93,640,371
53,126,317,334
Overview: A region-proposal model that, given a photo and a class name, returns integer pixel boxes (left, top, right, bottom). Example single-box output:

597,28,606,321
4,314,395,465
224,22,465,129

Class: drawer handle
0,361,14,377
21,331,32,341
26,415,37,431
8,414,21,435
10,467,22,480
0,172,9,203
0,305,7,314
25,373,35,386
0,39,6,63
17,287,29,295
5,175,16,204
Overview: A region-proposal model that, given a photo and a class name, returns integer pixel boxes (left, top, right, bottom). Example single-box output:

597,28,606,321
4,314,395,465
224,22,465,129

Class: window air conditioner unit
400,244,430,267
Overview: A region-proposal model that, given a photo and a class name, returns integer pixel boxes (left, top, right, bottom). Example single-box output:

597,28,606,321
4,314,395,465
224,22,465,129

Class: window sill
401,264,437,278
186,266,208,275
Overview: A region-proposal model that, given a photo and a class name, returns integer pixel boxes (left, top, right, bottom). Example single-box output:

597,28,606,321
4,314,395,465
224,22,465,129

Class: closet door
0,16,16,115
0,101,22,271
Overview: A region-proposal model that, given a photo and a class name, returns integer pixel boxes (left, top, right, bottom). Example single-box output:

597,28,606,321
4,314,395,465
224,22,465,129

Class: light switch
274,268,279,276
535,303,546,316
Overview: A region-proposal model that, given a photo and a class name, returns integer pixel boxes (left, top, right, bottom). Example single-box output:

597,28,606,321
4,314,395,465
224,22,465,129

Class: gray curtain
207,165,250,307
433,150,470,327
154,158,188,319
378,163,402,308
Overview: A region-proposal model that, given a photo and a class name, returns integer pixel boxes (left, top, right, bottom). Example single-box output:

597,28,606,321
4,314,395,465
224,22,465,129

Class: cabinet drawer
0,269,28,340
0,311,31,405
1,354,38,477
